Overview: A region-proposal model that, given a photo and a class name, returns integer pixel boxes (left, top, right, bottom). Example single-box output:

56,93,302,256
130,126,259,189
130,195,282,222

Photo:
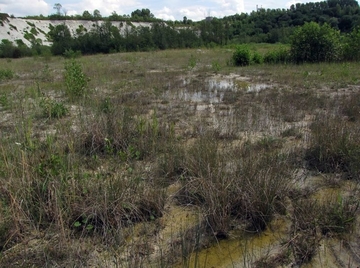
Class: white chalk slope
0,17,152,47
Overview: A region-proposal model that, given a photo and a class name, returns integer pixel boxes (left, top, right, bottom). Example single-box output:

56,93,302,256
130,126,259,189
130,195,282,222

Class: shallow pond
180,217,289,268
163,75,272,104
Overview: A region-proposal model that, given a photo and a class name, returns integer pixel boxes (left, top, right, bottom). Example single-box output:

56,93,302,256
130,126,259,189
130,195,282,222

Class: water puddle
207,77,236,91
163,75,272,104
247,83,272,93
179,217,289,267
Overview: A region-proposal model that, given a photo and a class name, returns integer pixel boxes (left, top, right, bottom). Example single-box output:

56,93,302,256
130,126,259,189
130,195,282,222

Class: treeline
232,21,360,67
49,22,202,55
1,0,360,58
25,8,162,23
223,0,360,43
0,39,50,58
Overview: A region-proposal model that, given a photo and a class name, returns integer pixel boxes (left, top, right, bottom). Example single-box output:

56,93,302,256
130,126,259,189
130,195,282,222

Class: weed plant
39,97,68,119
187,54,197,70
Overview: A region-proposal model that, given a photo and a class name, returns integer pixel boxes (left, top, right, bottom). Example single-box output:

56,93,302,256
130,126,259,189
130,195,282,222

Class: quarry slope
0,16,151,47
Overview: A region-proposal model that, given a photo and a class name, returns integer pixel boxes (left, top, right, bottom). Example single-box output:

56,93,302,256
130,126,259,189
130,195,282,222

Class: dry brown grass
1,47,360,266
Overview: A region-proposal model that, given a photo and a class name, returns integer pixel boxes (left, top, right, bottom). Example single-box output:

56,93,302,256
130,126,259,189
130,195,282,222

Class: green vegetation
0,1,360,266
232,45,251,66
0,69,14,81
64,60,88,100
39,97,68,119
0,13,10,22
0,48,359,267
2,0,360,60
290,22,342,63
305,114,360,179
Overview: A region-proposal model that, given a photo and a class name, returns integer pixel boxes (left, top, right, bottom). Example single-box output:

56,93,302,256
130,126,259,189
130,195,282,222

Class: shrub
188,54,197,70
290,22,342,63
232,45,251,66
252,51,263,64
0,69,14,81
64,60,88,100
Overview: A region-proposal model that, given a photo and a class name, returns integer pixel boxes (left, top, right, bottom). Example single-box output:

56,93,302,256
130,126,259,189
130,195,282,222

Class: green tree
82,10,93,20
131,8,154,21
290,22,342,63
49,24,73,55
343,27,360,60
93,9,102,20
53,3,62,15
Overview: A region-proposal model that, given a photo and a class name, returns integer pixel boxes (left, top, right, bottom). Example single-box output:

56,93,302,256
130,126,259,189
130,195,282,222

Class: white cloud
1,0,324,20
62,0,141,17
211,0,244,14
155,6,175,21
179,6,208,21
0,0,49,16
175,0,245,21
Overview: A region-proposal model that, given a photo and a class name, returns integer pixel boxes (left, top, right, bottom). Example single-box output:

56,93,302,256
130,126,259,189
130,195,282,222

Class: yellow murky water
180,217,289,268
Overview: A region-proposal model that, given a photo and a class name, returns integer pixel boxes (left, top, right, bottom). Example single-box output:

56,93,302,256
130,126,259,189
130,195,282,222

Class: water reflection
163,76,272,104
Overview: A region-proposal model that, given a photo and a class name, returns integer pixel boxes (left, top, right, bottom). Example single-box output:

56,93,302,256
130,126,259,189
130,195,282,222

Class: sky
0,0,357,21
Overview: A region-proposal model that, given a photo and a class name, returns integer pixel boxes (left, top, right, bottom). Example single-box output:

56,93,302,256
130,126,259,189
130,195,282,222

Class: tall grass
1,48,360,266
176,133,291,238
305,114,360,180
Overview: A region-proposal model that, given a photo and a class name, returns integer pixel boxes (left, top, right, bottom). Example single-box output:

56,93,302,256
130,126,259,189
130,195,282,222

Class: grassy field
0,47,360,267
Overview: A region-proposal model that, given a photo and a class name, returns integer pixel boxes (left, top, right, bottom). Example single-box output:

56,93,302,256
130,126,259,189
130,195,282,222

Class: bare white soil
0,17,151,46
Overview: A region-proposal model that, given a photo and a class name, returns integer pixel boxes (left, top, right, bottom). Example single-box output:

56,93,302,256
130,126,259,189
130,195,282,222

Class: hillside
0,16,151,47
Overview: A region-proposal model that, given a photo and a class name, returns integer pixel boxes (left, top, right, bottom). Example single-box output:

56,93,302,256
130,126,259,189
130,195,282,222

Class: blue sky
0,0,358,21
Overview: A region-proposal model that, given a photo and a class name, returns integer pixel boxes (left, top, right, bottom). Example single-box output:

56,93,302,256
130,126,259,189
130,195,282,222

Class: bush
252,51,263,64
263,46,290,64
343,27,360,61
290,22,342,63
64,60,88,100
232,45,251,66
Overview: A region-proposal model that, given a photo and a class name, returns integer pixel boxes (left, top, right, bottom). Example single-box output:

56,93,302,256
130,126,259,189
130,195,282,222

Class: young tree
53,3,62,15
